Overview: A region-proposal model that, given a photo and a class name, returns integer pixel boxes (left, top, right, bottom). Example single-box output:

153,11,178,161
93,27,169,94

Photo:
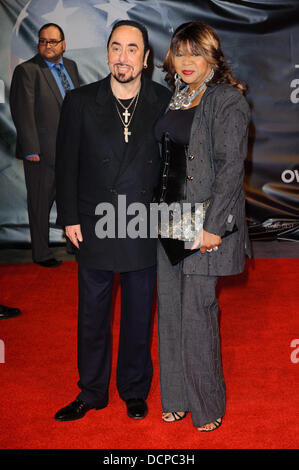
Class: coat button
187,175,194,181
189,154,195,160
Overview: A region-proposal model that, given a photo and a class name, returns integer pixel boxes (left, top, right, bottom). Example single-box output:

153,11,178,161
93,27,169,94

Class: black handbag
159,224,238,265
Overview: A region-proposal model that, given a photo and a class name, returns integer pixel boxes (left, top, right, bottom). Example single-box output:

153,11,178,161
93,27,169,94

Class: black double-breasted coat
55,74,171,271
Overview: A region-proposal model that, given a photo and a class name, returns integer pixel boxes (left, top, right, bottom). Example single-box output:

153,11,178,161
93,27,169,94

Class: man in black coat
54,20,171,421
9,23,80,267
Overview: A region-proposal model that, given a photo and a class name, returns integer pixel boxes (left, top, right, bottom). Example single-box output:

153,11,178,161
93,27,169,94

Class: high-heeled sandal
162,411,188,423
197,417,222,432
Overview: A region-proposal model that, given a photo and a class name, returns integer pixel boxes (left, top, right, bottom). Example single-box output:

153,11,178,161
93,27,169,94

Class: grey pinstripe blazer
183,83,251,276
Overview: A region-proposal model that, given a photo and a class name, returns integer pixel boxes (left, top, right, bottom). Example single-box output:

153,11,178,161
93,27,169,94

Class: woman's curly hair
163,21,247,94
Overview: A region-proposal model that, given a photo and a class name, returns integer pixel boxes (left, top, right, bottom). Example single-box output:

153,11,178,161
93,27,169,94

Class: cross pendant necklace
124,127,131,143
122,109,130,124
114,91,140,143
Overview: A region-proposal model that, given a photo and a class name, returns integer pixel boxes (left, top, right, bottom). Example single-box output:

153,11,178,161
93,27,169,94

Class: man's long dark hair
107,20,150,57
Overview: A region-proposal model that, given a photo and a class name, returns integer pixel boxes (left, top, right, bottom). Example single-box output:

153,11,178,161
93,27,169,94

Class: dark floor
0,245,75,265
0,240,298,264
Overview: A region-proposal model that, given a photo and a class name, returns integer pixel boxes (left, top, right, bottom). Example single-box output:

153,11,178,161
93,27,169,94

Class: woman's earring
144,64,148,69
174,72,183,88
205,67,214,83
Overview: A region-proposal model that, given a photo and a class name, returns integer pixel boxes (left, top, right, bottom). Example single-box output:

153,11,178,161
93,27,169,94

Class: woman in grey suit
155,22,251,432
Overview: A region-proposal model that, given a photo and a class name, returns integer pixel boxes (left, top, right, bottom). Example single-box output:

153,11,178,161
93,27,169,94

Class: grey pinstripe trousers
157,242,226,427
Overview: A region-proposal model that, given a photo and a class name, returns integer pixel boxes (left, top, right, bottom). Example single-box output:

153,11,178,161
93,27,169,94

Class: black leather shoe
36,258,62,268
126,398,148,420
0,304,22,320
54,398,105,422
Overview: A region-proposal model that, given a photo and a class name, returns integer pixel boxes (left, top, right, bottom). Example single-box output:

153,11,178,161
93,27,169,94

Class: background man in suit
10,23,80,267
54,20,171,421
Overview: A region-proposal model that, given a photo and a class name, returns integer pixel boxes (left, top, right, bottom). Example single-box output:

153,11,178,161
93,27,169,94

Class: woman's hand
190,229,222,253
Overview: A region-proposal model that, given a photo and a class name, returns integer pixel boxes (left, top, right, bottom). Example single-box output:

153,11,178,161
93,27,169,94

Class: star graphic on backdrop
42,0,80,29
94,0,135,27
144,0,174,32
13,0,30,35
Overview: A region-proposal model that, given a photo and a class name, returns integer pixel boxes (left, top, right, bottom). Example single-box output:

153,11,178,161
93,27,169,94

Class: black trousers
23,159,55,262
76,264,156,407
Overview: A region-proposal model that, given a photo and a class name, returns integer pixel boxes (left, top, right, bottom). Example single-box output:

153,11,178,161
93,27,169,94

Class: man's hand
65,224,83,249
191,229,222,253
27,154,40,162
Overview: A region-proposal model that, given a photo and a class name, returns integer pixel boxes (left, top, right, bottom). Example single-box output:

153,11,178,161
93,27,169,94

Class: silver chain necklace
168,68,214,111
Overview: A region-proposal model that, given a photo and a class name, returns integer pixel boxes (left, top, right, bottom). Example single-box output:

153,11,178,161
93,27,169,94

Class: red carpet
0,258,298,449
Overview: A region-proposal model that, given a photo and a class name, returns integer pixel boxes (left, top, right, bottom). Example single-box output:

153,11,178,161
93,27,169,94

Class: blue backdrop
0,0,299,246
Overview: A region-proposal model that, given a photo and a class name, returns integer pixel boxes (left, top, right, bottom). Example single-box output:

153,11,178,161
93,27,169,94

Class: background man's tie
54,64,71,92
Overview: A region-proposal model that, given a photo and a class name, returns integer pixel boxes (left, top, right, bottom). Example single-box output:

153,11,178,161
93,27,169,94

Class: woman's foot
197,417,222,432
162,411,188,422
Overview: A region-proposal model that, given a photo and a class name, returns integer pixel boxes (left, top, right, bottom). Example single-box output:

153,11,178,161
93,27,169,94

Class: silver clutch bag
158,200,210,242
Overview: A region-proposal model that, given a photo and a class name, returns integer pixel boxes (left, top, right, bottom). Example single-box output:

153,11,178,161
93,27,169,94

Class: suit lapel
189,84,217,153
35,54,63,105
64,58,80,88
94,75,124,162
